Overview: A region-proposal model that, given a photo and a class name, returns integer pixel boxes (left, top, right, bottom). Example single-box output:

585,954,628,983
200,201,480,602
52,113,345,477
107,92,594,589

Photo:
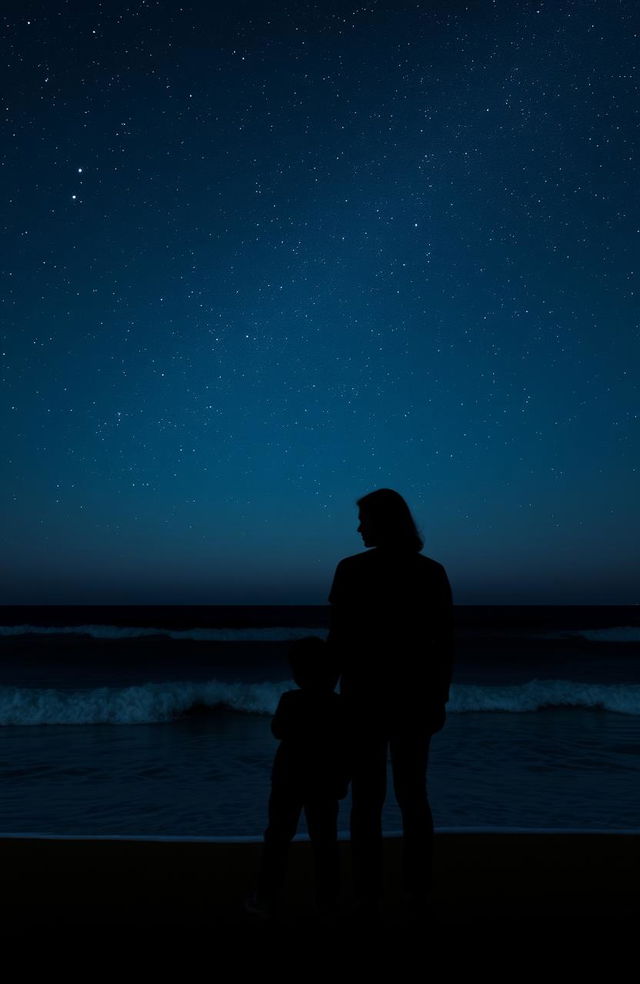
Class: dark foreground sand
1,832,637,944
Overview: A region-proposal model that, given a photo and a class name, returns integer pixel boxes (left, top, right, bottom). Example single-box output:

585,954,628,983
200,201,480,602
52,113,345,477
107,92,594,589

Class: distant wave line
0,624,328,642
540,627,640,643
1,624,639,643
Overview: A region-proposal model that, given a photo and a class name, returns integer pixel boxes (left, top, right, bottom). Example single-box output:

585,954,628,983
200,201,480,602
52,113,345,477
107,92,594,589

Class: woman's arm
433,566,454,704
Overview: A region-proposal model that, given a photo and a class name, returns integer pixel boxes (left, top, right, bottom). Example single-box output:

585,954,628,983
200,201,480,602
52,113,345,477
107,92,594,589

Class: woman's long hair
356,488,424,552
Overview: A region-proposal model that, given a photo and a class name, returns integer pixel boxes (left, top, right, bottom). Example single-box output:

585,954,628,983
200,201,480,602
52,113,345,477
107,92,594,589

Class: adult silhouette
327,489,454,912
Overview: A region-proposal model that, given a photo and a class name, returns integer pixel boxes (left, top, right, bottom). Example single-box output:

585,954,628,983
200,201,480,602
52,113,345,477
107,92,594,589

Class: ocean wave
0,624,329,643
0,678,638,725
537,627,640,643
449,679,640,715
574,627,640,643
0,680,287,725
3,623,639,644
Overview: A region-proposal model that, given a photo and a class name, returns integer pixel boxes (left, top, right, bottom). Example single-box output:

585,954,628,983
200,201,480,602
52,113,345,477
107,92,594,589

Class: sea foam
538,627,640,643
0,678,638,725
2,622,640,643
0,679,286,725
0,624,327,642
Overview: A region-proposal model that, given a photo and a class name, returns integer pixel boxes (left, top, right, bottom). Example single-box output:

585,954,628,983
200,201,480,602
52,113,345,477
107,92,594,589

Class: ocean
0,605,638,838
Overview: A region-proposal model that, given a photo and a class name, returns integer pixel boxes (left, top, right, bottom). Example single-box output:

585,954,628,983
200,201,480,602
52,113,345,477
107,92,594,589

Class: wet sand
1,831,636,941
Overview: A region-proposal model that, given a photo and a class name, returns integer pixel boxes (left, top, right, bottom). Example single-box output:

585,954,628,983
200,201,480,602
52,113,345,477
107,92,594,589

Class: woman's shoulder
416,553,447,575
335,549,373,569
333,550,448,592
338,548,446,570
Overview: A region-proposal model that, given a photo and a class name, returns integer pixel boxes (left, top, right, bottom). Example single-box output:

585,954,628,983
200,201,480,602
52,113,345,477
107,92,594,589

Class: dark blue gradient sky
2,0,638,605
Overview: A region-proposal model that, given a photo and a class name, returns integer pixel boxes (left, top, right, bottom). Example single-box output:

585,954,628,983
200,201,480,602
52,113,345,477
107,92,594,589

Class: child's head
288,636,338,692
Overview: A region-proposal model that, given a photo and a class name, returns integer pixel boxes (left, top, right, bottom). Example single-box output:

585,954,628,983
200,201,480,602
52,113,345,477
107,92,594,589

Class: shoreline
1,831,637,932
1,826,639,840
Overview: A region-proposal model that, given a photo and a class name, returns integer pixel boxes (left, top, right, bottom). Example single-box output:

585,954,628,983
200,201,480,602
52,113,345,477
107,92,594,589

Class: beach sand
1,832,636,944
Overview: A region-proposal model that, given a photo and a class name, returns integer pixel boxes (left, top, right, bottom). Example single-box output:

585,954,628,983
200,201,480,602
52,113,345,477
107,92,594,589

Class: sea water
0,605,638,837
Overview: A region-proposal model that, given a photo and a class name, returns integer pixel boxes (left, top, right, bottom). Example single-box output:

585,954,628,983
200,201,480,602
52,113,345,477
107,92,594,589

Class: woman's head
356,488,424,552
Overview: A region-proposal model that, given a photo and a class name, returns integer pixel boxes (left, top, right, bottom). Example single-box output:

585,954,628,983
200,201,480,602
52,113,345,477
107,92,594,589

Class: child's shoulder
276,689,301,707
278,689,342,709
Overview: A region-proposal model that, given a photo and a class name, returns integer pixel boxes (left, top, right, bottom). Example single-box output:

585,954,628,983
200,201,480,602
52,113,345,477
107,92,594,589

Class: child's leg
257,786,302,909
305,798,340,909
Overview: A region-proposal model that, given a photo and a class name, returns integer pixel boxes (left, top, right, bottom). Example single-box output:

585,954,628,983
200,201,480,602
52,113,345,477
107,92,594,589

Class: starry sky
1,0,638,605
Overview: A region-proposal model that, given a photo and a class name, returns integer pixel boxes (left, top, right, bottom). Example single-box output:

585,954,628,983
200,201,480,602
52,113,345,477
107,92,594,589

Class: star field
1,0,638,603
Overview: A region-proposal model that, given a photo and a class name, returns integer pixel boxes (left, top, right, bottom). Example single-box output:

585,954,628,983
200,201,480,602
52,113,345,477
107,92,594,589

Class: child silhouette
247,636,349,919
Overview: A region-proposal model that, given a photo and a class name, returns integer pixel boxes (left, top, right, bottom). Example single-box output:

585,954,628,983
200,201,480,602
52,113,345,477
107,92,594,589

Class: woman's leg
389,733,433,897
350,731,388,902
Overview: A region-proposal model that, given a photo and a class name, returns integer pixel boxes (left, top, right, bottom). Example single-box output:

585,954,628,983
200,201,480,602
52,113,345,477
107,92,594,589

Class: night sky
2,0,638,605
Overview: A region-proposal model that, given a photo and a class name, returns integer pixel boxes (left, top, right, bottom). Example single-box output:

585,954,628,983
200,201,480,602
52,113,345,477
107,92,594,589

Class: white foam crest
537,626,640,643
0,678,288,725
4,623,638,643
0,678,638,725
450,679,640,715
577,627,640,643
0,624,329,642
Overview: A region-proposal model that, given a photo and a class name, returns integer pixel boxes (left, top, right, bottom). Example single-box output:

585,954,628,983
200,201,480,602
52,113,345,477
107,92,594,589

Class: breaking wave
0,678,637,725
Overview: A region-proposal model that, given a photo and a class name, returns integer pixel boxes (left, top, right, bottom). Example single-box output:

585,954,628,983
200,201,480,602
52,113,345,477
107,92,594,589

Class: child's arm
271,691,297,739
